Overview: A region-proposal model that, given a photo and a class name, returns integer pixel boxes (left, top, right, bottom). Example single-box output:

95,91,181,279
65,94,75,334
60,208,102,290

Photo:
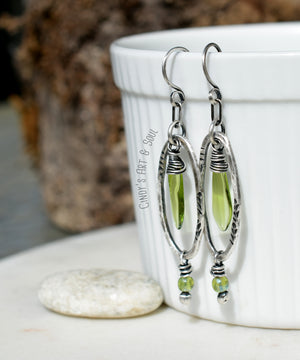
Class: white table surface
1,223,299,360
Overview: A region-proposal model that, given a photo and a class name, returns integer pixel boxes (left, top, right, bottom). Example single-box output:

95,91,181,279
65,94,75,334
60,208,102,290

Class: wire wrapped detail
210,145,228,173
167,148,186,174
179,260,192,277
210,262,225,277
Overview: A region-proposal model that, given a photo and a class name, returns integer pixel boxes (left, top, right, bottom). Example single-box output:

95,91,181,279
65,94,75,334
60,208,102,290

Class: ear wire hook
202,42,222,90
162,46,190,133
202,42,223,144
162,46,189,93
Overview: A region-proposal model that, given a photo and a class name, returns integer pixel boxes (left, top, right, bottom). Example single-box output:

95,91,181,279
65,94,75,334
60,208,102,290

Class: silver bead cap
217,291,229,304
179,292,191,304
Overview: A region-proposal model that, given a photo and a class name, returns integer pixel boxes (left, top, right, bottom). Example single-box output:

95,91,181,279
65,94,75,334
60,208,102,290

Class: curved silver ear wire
202,43,223,143
202,42,222,90
162,46,189,93
161,46,190,144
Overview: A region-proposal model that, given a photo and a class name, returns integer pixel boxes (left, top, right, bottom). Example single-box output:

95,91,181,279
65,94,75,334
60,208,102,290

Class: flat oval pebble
38,269,164,318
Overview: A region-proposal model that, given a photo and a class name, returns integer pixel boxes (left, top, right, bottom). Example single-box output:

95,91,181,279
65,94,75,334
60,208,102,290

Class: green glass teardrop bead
212,172,232,231
168,174,184,229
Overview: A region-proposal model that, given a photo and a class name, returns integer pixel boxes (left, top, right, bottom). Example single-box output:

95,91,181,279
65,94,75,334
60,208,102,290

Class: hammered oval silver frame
158,135,204,261
199,131,241,263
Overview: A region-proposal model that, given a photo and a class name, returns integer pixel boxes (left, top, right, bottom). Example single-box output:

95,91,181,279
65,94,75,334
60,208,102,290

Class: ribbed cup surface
111,23,300,328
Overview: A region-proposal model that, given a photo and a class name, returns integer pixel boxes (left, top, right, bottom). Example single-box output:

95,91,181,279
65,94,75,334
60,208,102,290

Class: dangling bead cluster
210,259,229,304
178,259,194,304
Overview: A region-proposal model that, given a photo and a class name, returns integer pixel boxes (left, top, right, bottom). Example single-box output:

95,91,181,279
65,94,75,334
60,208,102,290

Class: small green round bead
212,276,229,293
178,276,194,292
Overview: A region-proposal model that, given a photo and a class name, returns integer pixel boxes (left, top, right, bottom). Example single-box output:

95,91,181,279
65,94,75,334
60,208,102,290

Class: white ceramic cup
110,23,300,329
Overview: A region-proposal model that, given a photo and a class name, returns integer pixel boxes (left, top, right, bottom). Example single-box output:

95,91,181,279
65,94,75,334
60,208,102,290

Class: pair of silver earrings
158,43,241,305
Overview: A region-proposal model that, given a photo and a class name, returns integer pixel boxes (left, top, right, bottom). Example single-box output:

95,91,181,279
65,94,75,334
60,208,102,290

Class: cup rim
111,22,300,55
110,22,300,101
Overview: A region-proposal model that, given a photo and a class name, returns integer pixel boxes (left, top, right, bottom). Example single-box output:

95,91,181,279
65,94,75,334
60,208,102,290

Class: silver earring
200,43,241,304
158,47,204,304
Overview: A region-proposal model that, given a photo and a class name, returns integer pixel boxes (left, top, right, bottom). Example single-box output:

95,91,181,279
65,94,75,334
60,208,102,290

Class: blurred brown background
0,0,299,255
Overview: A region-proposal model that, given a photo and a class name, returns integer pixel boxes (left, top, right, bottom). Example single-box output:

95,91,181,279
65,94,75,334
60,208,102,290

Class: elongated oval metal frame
158,135,204,261
199,131,241,263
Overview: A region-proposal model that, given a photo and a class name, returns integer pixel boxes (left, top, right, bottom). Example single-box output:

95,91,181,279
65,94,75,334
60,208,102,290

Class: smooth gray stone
38,269,164,318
